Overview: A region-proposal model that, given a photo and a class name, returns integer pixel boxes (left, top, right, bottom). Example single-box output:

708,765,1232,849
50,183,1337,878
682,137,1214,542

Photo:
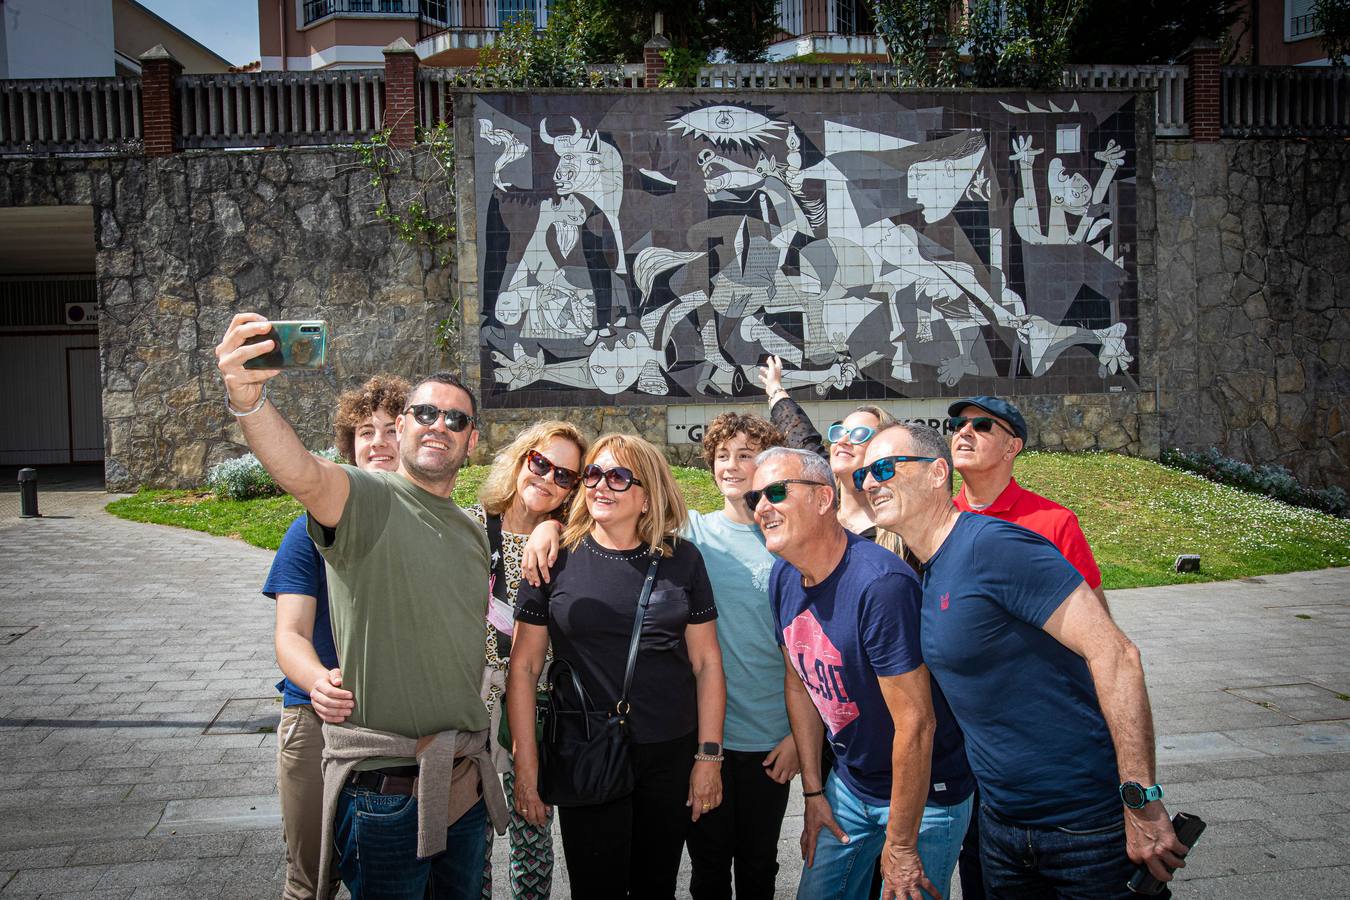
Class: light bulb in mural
667,104,785,149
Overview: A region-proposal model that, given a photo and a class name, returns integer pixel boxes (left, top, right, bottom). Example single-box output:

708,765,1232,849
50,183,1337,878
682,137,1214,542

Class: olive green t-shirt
308,467,490,767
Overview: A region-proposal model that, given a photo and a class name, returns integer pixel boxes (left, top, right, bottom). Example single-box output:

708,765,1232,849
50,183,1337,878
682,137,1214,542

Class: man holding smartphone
216,313,506,900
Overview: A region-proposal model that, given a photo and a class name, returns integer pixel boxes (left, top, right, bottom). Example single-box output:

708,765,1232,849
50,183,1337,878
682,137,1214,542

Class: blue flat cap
947,396,1028,441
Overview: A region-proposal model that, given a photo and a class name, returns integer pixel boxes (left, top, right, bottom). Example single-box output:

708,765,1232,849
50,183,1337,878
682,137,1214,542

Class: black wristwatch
697,741,722,757
1119,781,1164,809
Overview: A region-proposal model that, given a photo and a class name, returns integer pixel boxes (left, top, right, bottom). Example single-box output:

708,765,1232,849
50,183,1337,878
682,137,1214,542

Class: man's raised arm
215,313,349,527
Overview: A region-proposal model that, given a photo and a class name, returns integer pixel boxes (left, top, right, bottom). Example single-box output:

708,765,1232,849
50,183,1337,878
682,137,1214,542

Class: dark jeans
979,803,1136,899
334,785,486,900
686,748,792,900
957,785,986,900
556,731,695,899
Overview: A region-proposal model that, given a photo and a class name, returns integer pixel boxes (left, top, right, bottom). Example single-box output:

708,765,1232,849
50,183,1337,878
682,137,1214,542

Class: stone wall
1152,140,1350,489
0,150,455,490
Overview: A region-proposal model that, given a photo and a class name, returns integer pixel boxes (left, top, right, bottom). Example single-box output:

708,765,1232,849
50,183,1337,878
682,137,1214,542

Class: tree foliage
1067,0,1245,64
869,0,1084,88
475,2,594,85
1315,0,1350,66
560,0,778,64
961,0,1085,88
868,0,959,86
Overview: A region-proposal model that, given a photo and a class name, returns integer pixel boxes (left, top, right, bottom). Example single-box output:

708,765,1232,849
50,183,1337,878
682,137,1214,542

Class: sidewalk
1,494,1347,897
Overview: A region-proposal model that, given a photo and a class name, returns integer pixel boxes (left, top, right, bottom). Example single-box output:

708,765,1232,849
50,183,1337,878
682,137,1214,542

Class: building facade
258,0,552,71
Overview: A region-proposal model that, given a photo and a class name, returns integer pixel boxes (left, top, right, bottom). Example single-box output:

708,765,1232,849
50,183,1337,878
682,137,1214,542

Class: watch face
1120,783,1145,807
698,742,721,756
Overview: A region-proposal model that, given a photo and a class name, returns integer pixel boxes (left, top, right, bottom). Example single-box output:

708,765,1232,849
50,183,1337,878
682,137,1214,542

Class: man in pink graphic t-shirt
752,447,974,900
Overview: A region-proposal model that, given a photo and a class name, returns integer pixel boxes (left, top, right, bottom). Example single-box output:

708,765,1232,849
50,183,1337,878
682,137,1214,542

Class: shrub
1162,447,1349,518
207,449,340,501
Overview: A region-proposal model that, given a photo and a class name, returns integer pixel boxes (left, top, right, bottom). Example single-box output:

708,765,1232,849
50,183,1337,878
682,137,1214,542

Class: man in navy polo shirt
752,446,974,900
858,423,1187,897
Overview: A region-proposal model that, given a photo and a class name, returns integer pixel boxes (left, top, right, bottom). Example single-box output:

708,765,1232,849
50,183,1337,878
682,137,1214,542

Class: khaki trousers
278,704,333,900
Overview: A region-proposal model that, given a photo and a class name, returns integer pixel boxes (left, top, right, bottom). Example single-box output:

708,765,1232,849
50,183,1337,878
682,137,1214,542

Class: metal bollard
18,467,39,518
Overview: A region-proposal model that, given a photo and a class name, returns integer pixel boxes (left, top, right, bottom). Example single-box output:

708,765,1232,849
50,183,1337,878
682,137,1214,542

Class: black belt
348,765,418,796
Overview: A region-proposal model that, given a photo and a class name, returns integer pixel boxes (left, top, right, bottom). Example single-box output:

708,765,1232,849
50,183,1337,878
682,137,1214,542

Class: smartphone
243,321,328,370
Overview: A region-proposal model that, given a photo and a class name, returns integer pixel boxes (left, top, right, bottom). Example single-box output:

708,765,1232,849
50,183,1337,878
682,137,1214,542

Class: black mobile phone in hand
243,321,328,370
1126,812,1206,896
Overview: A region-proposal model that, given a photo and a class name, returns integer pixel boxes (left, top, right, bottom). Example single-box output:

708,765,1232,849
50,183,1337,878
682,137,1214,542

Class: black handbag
538,554,660,807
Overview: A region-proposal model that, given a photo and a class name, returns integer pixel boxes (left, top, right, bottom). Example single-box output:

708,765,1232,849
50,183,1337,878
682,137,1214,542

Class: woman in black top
507,433,726,900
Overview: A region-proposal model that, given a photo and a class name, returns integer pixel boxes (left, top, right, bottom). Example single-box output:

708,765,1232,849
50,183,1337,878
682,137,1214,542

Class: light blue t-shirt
685,509,789,751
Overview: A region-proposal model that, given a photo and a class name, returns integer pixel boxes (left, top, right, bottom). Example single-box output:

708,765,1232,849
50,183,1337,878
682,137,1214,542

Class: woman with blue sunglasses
761,356,904,553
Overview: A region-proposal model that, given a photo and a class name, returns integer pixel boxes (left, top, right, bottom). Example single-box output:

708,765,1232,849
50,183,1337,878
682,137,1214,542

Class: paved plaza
1,486,1349,898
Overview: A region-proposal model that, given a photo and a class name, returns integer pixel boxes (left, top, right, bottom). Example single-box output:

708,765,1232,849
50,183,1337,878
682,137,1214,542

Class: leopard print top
467,504,551,713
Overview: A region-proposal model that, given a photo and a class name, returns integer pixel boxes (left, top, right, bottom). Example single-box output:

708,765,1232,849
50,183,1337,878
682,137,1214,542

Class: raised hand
215,313,282,411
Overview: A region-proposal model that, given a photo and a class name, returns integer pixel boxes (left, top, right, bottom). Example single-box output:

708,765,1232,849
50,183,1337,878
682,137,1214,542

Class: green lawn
107,453,1350,590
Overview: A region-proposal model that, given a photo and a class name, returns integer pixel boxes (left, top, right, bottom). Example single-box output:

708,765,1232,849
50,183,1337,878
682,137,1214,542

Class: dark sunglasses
948,415,1017,439
827,423,876,445
744,479,829,511
852,455,938,491
405,404,476,432
525,449,578,490
583,464,643,492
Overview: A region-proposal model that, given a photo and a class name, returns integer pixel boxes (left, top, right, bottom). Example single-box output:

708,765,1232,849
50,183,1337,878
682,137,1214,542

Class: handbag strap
485,514,512,658
616,554,661,716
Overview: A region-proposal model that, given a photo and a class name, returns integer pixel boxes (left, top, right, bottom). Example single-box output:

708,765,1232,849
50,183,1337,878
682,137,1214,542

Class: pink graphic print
783,609,860,735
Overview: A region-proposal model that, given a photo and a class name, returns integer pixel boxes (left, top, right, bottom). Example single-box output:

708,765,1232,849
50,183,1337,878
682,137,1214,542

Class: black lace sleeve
771,397,828,461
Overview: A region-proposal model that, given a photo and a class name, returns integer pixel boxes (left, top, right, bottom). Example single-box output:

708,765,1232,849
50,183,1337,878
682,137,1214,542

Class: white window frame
1285,0,1322,43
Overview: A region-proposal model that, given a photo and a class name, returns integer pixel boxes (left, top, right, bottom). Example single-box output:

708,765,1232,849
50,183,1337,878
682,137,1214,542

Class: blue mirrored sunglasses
852,455,938,491
827,423,876,445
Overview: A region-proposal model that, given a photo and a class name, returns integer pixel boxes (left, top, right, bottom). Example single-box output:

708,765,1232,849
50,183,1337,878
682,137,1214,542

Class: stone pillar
1181,38,1221,143
139,44,182,156
383,37,419,149
644,34,671,88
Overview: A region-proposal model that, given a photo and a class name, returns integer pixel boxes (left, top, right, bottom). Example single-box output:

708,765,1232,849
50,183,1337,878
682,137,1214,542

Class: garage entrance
0,206,103,476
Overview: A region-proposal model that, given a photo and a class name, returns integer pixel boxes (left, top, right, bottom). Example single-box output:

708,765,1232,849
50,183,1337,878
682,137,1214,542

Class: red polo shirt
953,478,1103,589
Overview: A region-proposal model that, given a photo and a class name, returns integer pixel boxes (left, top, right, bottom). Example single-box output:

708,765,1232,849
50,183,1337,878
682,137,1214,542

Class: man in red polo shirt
947,396,1106,604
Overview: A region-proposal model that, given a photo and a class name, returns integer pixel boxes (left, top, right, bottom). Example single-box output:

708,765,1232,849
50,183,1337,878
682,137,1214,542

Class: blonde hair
478,421,589,518
833,405,909,562
562,433,688,558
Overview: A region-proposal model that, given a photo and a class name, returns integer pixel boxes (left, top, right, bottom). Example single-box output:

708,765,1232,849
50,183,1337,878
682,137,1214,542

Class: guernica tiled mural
470,92,1140,408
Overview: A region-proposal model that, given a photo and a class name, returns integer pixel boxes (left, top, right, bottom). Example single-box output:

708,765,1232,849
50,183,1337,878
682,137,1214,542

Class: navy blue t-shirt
921,513,1118,827
262,515,339,707
771,532,974,808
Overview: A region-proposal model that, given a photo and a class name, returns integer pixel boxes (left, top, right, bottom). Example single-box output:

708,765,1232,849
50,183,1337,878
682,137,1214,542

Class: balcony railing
698,62,904,89
302,0,450,27
0,77,141,154
417,65,646,126
1063,64,1189,137
177,70,385,149
1223,65,1350,137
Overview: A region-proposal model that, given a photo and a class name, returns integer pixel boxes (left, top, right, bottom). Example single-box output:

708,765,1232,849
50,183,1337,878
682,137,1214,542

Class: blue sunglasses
827,423,876,445
852,455,938,491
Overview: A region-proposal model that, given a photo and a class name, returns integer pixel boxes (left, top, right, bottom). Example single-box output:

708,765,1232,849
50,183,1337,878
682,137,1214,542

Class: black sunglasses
526,449,578,490
583,464,643,492
852,455,938,491
948,415,1017,439
405,404,476,432
744,479,829,511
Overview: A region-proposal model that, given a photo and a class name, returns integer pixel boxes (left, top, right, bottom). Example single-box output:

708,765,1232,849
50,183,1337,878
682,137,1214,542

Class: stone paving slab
1,496,1348,897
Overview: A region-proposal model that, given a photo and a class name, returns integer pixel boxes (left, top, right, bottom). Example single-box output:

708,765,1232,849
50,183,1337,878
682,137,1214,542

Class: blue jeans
978,803,1137,899
796,772,972,900
335,784,487,900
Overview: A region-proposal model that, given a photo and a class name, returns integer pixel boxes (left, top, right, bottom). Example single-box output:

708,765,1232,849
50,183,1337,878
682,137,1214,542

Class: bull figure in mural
540,116,627,275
